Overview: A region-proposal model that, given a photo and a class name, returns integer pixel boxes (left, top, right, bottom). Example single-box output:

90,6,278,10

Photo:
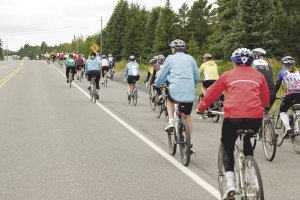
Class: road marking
51,64,221,200
0,61,24,87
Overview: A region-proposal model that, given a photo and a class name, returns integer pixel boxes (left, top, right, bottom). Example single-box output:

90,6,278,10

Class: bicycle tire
251,133,257,150
168,129,177,155
149,86,157,111
104,77,108,87
178,119,191,166
262,120,277,161
197,93,203,104
291,117,300,154
155,103,162,118
69,74,72,88
273,110,285,147
133,91,138,106
217,144,227,199
90,89,93,101
242,156,264,200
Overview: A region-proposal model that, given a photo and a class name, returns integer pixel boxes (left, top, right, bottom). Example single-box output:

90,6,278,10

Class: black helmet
129,55,136,61
169,39,186,51
89,51,96,57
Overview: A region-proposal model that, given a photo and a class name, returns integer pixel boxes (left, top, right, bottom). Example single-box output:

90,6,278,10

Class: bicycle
167,103,191,166
251,112,277,161
273,98,300,153
155,84,168,121
198,93,223,123
90,76,98,103
128,80,138,106
78,67,84,82
218,129,264,200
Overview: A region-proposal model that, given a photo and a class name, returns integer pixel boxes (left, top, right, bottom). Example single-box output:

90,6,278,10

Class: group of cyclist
139,39,299,199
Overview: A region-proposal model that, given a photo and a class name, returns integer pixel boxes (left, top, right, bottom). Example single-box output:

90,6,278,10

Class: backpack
66,59,75,67
76,58,85,66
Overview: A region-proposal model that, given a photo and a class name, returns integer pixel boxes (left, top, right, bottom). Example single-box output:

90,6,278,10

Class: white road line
51,64,221,200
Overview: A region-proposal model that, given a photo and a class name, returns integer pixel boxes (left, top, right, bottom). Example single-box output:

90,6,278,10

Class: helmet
251,48,266,59
157,55,165,64
203,53,212,59
108,54,112,57
149,58,157,65
129,55,136,61
169,39,186,51
231,48,254,66
282,56,295,65
102,55,107,59
89,51,96,57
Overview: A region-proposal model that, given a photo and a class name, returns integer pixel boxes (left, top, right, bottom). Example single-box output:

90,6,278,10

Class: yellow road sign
90,43,100,52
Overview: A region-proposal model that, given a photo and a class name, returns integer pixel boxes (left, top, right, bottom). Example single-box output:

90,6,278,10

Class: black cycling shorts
102,66,109,75
202,80,216,89
280,93,300,112
127,75,140,84
86,70,101,81
167,95,193,115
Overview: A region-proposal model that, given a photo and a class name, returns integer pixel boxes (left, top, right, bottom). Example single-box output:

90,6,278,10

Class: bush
115,59,149,73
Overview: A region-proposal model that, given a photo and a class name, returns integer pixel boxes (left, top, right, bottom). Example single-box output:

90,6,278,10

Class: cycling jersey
124,61,140,77
253,59,275,92
85,58,101,71
65,58,76,67
198,66,270,118
199,60,219,81
45,54,51,59
154,52,200,103
108,56,115,66
276,69,300,94
101,58,109,67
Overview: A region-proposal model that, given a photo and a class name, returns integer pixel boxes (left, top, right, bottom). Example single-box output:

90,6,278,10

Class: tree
187,0,212,48
153,0,177,56
177,3,190,41
0,39,4,60
222,0,278,60
187,37,201,64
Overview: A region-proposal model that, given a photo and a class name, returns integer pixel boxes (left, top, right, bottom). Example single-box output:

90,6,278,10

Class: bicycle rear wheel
242,156,264,200
133,92,137,106
104,76,108,87
69,74,72,88
168,128,177,155
217,144,227,199
212,101,220,123
291,117,300,154
273,110,285,147
261,120,276,161
155,103,163,118
178,119,191,166
149,86,157,111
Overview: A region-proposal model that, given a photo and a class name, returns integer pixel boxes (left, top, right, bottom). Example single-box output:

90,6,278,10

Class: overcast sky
0,0,215,51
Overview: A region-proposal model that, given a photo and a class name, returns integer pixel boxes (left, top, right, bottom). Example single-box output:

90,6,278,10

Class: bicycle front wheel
212,101,220,123
178,119,191,166
291,117,300,154
242,156,264,200
133,91,138,106
217,144,227,199
273,110,285,147
262,120,277,161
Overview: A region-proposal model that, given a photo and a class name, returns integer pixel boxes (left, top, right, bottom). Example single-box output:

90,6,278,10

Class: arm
275,71,283,93
145,70,151,82
199,64,204,80
124,64,128,77
197,74,226,112
193,60,200,87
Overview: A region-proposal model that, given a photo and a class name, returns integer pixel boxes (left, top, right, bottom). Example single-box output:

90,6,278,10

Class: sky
0,0,215,51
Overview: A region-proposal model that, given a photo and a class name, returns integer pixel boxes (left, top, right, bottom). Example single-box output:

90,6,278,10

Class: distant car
22,57,30,60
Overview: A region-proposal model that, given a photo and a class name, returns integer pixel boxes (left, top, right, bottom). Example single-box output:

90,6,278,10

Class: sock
225,171,235,188
280,112,291,131
168,118,174,123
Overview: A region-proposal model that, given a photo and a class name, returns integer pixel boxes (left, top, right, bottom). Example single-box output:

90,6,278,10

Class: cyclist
199,53,219,95
59,52,64,61
276,56,300,137
252,48,276,113
154,39,200,143
124,55,140,100
44,52,51,64
85,51,101,99
101,55,110,85
108,54,115,79
152,55,165,103
144,57,156,87
197,48,269,199
65,54,76,83
76,54,85,80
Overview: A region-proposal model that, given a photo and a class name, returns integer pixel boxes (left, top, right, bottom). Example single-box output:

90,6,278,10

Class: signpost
90,43,100,53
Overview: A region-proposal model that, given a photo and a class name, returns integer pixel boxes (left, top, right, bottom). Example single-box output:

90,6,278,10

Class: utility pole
6,45,8,60
73,35,76,53
100,16,103,57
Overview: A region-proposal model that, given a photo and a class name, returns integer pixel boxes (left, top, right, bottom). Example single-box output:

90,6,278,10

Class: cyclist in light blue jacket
154,39,200,147
85,51,101,99
124,55,140,100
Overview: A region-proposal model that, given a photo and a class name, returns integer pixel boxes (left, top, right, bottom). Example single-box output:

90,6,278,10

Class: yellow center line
0,61,24,87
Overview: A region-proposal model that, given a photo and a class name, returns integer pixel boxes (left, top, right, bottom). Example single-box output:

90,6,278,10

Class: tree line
0,39,4,60
16,0,300,63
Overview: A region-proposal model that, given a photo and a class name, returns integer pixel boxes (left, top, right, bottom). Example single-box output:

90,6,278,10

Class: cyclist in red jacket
197,48,270,199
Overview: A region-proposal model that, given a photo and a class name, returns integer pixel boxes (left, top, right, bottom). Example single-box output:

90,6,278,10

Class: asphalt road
0,60,299,200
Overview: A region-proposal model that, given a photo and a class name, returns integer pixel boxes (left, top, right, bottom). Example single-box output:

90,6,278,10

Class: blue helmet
231,48,254,66
282,56,295,65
